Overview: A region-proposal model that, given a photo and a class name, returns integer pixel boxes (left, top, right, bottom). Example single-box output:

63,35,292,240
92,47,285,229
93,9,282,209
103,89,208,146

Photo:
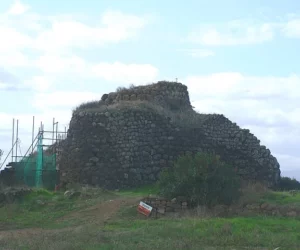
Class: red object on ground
137,201,153,216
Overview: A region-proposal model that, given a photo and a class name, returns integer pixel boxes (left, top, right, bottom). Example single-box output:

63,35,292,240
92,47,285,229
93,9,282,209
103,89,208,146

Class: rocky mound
59,81,280,189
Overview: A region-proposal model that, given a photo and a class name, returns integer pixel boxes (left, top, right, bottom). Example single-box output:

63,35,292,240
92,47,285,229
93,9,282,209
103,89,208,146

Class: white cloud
282,18,300,38
34,54,87,74
32,91,103,110
7,1,30,16
186,73,300,99
186,72,244,97
0,26,33,52
33,54,159,83
187,21,275,46
24,76,51,92
0,81,10,90
0,68,25,90
0,2,157,93
0,50,31,67
91,62,159,83
33,10,147,52
0,2,155,91
186,17,300,46
101,10,146,30
0,3,148,57
180,49,215,58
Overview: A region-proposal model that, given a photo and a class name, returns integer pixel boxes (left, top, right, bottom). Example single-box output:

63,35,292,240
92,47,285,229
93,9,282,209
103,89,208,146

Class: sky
0,0,299,180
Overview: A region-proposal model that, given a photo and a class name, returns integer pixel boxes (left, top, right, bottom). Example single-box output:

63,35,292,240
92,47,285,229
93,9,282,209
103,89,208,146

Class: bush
73,100,101,113
276,176,300,191
158,152,241,207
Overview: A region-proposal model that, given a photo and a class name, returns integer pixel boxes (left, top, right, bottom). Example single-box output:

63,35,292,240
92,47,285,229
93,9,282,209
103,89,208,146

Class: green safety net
35,133,43,187
14,134,58,190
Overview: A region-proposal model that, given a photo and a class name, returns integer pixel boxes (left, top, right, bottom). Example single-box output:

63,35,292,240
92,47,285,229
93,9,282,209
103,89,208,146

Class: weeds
158,152,241,207
2,186,300,249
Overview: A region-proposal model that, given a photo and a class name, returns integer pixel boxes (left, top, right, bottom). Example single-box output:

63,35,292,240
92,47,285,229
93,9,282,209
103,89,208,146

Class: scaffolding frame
1,117,68,189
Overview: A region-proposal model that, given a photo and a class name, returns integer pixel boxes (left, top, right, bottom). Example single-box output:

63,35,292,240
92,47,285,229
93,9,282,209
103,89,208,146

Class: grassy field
1,187,300,250
0,188,117,230
260,191,300,205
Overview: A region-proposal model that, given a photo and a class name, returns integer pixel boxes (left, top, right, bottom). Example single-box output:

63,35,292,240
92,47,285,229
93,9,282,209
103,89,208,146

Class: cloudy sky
0,0,299,179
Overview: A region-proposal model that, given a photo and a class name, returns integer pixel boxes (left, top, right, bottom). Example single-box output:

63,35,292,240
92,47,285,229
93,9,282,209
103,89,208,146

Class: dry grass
238,182,269,206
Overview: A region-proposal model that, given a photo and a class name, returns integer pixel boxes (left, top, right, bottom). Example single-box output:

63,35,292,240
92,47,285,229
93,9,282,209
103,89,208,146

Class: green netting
15,154,57,189
14,134,58,190
36,134,43,187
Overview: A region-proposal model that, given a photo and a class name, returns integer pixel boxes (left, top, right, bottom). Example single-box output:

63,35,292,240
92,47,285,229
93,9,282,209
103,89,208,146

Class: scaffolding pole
6,116,67,189
55,122,58,144
52,118,55,156
55,122,58,170
11,119,15,162
15,119,18,162
32,116,35,154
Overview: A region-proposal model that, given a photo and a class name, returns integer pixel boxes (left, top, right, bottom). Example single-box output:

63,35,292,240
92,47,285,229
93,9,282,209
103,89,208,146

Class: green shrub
158,152,241,207
72,100,101,113
276,176,300,191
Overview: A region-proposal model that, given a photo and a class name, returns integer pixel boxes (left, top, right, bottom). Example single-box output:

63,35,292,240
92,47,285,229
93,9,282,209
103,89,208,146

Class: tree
158,152,241,208
277,176,300,191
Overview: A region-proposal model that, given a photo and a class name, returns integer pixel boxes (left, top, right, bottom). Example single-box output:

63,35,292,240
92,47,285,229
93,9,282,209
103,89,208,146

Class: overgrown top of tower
74,81,192,113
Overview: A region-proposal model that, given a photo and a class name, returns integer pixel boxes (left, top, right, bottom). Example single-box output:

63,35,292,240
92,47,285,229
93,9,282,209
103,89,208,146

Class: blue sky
0,0,300,180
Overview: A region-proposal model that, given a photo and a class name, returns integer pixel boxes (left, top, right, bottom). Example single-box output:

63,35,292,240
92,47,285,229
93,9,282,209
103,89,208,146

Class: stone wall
0,187,32,205
141,196,300,218
0,167,15,187
101,81,191,110
59,81,280,189
143,196,189,217
200,115,280,183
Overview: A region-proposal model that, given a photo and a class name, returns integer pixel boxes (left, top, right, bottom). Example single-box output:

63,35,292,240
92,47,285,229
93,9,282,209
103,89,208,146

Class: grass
117,184,160,197
260,191,300,205
236,182,300,207
1,186,300,249
103,217,300,249
0,188,116,230
1,216,300,249
118,183,300,205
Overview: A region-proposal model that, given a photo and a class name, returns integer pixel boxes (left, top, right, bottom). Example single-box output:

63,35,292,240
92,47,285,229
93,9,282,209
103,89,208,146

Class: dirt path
58,196,141,224
0,196,141,240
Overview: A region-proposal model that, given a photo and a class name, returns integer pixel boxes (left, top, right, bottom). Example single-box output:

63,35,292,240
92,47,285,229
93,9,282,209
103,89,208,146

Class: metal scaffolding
0,116,68,189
